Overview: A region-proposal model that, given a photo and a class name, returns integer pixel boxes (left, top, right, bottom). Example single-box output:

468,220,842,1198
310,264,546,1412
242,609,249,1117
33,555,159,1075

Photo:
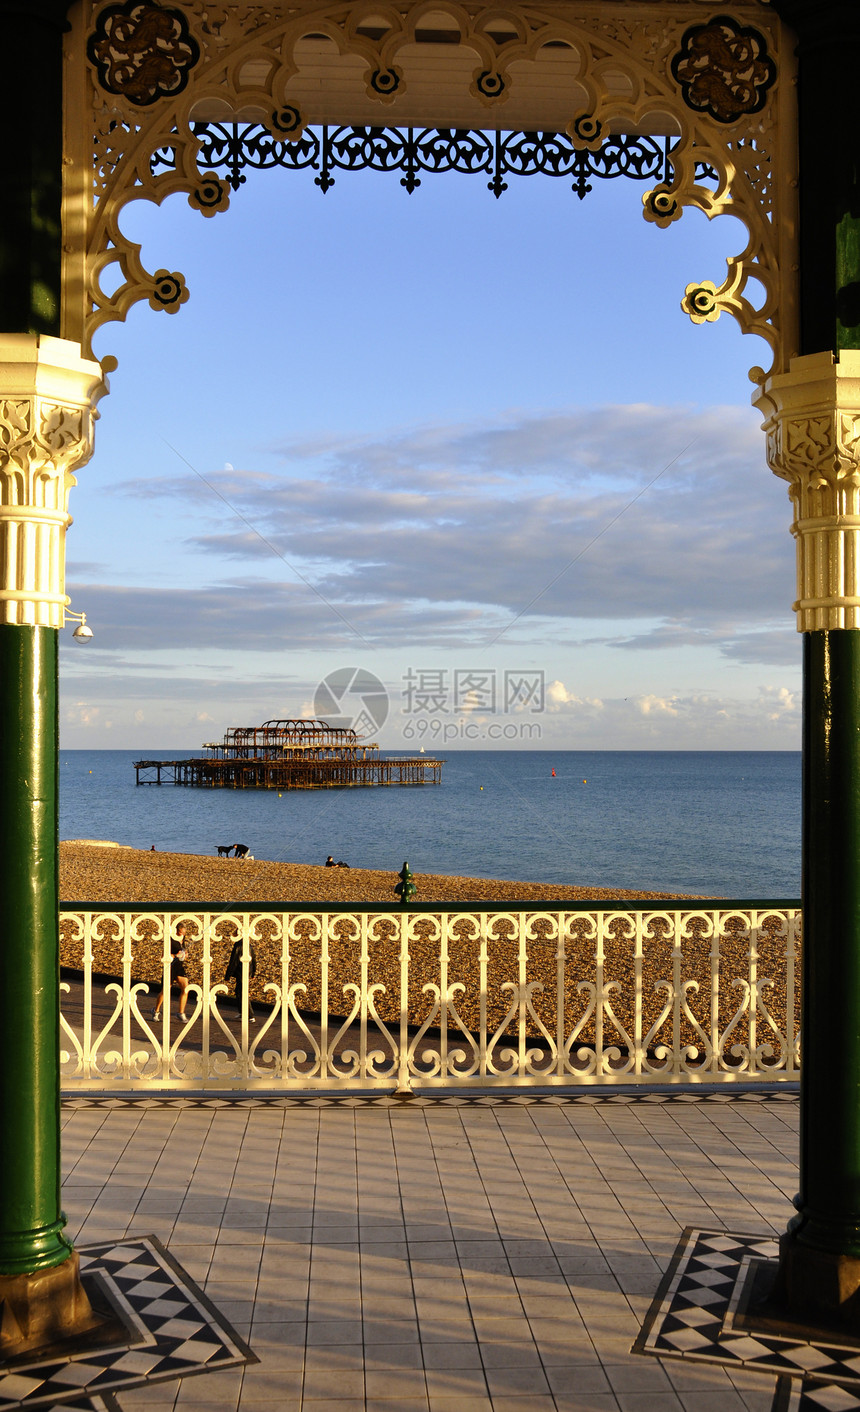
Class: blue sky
60,151,800,750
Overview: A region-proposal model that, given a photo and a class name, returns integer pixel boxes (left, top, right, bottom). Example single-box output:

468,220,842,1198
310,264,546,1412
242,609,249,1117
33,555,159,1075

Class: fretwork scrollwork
755,351,860,631
671,14,776,125
0,337,108,627
69,1,793,373
151,122,686,200
87,0,201,106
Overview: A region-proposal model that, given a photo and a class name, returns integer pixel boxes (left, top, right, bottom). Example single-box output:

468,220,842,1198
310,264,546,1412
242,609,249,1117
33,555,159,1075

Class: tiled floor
56,1091,801,1412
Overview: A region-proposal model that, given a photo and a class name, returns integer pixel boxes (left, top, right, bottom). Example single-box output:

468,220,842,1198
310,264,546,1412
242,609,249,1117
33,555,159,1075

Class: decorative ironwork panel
87,1,201,107
59,902,801,1093
151,123,707,200
671,15,777,125
66,1,795,372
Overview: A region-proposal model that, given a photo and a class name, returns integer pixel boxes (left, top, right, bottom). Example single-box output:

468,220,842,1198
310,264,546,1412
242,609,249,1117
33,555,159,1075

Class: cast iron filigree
152,123,716,200
88,0,200,107
671,14,776,125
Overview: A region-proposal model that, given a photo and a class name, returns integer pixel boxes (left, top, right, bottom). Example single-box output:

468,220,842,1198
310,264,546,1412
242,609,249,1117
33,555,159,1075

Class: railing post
395,911,412,1096
709,912,720,1078
748,912,759,1078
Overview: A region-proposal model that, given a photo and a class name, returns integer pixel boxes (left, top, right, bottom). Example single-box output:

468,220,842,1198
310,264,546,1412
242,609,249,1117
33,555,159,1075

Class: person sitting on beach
151,922,191,1022
233,843,249,859
325,856,335,867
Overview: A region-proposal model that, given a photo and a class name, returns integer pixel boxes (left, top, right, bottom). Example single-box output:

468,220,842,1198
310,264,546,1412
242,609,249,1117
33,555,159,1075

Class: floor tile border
770,1372,860,1409
61,1087,799,1110
636,1228,860,1412
0,1235,256,1411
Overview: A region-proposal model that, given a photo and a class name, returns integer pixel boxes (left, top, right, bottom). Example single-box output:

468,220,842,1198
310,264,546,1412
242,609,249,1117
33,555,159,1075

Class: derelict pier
134,718,444,789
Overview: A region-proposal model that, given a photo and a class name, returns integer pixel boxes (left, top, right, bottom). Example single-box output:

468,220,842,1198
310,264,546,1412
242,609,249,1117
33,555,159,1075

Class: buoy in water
551,768,556,777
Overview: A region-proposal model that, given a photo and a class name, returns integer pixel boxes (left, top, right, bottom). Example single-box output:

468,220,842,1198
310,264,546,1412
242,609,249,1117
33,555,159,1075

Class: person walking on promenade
224,937,257,1022
152,921,190,1021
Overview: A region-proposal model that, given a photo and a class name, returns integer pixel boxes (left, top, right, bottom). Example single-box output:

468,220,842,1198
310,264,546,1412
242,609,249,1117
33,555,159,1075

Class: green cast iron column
770,0,860,1307
792,633,860,1258
0,0,75,1284
0,624,70,1272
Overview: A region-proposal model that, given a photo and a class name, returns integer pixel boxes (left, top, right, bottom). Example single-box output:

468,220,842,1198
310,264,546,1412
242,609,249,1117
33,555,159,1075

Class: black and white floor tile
772,1374,860,1410
636,1228,860,1412
61,1087,799,1110
0,1236,255,1410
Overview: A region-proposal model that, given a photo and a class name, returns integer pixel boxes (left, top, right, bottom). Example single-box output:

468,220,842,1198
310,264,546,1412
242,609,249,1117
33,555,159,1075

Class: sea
59,750,801,900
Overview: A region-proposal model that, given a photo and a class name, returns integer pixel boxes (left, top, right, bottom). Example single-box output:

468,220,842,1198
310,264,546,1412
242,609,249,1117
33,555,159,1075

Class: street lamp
65,609,92,642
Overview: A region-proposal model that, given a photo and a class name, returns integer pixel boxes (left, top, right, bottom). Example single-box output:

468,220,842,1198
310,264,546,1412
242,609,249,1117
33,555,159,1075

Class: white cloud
61,402,802,748
510,681,801,749
760,684,797,720
66,703,102,727
546,681,605,712
636,694,680,717
96,403,794,657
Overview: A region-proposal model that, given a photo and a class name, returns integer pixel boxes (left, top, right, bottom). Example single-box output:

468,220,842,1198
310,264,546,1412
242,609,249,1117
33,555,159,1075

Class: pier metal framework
133,717,444,787
1,0,859,1355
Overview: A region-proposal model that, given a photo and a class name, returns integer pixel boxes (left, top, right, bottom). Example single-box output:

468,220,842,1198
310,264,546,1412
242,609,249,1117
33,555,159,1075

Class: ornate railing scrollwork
59,902,802,1092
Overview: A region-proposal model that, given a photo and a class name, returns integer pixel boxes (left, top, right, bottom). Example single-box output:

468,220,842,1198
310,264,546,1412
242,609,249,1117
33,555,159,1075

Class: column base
0,1252,101,1356
773,1228,860,1331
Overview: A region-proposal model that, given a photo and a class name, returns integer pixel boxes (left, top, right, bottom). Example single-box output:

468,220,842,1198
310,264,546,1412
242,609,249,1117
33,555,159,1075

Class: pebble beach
59,840,691,905
57,842,795,1051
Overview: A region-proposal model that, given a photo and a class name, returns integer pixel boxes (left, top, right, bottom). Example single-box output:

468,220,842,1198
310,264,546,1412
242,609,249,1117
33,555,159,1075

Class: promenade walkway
38,1088,812,1412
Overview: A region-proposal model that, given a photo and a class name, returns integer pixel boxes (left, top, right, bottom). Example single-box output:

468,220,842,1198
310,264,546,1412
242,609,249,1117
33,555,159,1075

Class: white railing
58,902,801,1091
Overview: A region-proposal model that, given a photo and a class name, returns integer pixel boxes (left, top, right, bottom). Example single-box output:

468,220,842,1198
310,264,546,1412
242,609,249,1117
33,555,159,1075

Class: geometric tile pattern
0,1400,121,1412
0,1237,255,1410
62,1087,799,1110
54,1087,806,1410
636,1229,860,1412
773,1374,860,1410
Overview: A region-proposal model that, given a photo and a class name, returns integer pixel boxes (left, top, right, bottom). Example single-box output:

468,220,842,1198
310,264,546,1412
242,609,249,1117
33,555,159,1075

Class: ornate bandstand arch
61,1,796,371
2,0,860,1355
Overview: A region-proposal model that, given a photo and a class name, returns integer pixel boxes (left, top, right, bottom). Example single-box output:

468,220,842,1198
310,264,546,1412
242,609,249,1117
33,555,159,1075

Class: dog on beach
216,844,234,857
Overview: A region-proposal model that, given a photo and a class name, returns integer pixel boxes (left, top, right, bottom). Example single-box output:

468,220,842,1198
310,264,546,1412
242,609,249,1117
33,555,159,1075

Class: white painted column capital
754,350,860,632
0,336,108,627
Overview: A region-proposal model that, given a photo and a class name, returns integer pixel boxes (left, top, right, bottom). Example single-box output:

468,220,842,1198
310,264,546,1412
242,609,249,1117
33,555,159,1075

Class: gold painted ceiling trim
62,1,797,380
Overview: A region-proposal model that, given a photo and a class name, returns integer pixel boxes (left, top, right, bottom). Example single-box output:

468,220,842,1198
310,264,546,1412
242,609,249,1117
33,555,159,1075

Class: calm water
59,750,801,899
